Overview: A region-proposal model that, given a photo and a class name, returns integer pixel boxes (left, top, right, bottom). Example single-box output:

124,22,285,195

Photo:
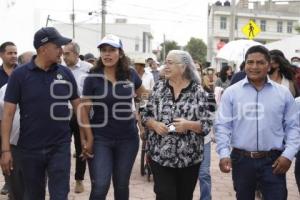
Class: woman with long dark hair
269,49,298,97
215,65,233,89
81,34,147,200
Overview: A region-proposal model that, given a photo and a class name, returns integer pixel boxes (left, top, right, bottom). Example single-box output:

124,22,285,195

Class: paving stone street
0,142,299,200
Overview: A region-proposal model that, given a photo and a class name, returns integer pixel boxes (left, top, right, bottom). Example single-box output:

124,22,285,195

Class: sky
0,0,225,53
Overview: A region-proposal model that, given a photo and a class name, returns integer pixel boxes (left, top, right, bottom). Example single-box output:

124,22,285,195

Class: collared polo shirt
4,58,79,149
83,68,142,140
0,65,16,88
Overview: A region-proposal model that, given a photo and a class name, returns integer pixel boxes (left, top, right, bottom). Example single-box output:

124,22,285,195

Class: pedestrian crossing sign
242,20,261,40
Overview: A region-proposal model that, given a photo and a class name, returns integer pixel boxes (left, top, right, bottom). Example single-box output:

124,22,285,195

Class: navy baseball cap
33,27,72,49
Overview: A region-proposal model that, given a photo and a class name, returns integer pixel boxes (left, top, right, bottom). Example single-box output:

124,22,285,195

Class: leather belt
232,148,279,159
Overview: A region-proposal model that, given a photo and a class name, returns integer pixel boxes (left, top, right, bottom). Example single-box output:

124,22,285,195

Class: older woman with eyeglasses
141,50,212,200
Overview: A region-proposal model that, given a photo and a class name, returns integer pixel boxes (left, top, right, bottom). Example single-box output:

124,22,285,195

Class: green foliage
160,40,180,60
184,37,207,63
295,25,300,34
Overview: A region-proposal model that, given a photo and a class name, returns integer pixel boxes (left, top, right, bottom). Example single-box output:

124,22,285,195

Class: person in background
269,49,299,97
230,62,246,85
295,97,300,195
1,27,93,200
149,60,160,83
0,42,17,89
84,53,97,66
146,57,154,68
63,41,92,193
17,51,34,65
215,45,300,200
291,56,300,99
290,56,300,68
215,65,233,90
0,84,22,200
134,57,155,91
82,34,147,200
0,41,18,197
141,50,212,200
198,67,216,200
202,68,217,92
79,55,84,61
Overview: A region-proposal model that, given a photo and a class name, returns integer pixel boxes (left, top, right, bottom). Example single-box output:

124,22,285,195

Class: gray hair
68,41,80,55
167,50,201,84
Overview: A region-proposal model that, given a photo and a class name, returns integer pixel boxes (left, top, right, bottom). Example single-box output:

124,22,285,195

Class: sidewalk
0,142,299,199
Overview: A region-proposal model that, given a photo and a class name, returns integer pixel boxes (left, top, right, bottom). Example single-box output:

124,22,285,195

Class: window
277,21,283,33
287,21,293,33
220,16,227,30
135,37,139,51
260,20,266,32
235,18,238,30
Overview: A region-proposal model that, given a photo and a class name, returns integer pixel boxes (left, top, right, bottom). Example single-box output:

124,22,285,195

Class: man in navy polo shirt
0,27,93,200
0,42,17,88
0,41,18,197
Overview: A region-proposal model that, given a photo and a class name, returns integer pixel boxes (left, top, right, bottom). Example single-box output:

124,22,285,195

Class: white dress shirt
66,60,92,97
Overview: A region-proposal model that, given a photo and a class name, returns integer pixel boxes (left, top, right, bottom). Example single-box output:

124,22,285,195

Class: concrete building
53,19,154,60
207,0,300,65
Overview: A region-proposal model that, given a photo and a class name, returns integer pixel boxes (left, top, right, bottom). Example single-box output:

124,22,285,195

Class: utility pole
101,0,106,39
71,0,75,39
163,34,166,60
229,0,236,41
46,15,50,27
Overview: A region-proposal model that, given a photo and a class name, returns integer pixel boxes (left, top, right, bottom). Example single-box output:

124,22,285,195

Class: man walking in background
0,41,18,197
63,41,92,193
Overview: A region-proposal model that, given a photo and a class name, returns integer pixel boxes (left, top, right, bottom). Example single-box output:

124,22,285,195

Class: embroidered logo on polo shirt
56,74,63,80
123,82,134,88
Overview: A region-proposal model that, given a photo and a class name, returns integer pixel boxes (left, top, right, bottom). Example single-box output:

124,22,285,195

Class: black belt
232,148,281,159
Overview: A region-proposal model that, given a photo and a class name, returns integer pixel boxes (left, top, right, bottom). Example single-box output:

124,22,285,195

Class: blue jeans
295,151,300,193
198,142,211,200
88,135,139,200
231,150,287,200
16,143,71,200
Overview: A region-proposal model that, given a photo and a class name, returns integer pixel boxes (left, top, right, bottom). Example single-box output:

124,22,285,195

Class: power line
109,2,203,19
107,11,205,23
48,19,145,42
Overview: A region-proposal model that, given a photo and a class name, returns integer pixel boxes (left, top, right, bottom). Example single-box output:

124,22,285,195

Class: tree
295,25,300,34
184,37,207,63
160,40,180,61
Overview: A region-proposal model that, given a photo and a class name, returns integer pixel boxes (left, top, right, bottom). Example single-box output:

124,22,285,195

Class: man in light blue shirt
215,45,300,200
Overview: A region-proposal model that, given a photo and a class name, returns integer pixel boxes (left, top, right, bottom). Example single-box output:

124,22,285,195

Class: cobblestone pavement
0,143,299,200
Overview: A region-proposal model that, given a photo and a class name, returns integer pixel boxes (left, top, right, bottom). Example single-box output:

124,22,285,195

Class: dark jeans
295,151,300,193
198,142,211,200
88,135,139,200
70,114,86,180
150,160,200,200
16,143,71,200
231,150,287,200
8,145,25,200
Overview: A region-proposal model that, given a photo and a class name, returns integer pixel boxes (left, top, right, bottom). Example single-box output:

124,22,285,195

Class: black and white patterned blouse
141,80,212,168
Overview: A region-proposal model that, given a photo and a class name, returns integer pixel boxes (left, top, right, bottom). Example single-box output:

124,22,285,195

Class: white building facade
54,21,154,60
207,0,300,64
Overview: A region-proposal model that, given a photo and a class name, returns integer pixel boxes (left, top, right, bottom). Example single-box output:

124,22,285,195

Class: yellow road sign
242,20,261,40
